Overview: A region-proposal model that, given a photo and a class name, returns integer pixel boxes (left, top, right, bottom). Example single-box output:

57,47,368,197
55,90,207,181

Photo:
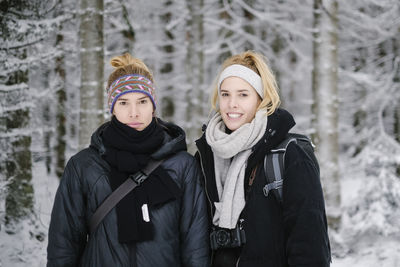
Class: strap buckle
129,172,148,185
263,180,283,197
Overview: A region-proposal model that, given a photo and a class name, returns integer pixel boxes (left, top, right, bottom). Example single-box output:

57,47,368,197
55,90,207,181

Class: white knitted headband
217,64,264,98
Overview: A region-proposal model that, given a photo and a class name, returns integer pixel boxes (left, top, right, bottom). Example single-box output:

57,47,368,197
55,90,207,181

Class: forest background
0,0,399,266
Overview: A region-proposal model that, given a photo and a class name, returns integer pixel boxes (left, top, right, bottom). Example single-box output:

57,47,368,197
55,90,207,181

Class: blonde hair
211,50,280,116
107,53,154,89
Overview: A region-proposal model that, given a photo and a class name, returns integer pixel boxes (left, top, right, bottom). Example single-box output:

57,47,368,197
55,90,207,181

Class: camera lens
216,230,230,246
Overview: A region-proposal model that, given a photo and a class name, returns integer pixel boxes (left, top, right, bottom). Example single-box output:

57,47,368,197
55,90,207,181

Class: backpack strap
89,158,164,234
263,136,298,202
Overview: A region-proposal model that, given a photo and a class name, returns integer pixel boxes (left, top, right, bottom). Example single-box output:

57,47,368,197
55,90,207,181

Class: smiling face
112,92,154,131
218,76,262,131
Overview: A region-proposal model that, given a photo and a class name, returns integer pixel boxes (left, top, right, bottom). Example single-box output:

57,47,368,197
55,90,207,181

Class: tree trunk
78,0,104,149
393,35,400,176
391,34,400,144
42,69,52,174
185,0,205,152
311,0,341,230
159,2,175,121
55,30,67,178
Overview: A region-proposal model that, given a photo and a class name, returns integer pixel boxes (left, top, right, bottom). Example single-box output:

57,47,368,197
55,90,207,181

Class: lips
127,122,142,128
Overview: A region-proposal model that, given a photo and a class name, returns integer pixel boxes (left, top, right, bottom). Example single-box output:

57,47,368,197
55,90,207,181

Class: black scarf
102,116,181,243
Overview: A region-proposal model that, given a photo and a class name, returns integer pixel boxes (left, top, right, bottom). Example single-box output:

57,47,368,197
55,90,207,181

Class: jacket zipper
196,149,214,216
197,149,216,265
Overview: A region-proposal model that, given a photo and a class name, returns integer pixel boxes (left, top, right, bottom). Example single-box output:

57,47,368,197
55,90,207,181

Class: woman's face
113,92,153,131
218,76,261,131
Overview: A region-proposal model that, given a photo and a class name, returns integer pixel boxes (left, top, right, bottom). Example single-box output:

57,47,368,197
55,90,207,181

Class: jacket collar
258,108,295,151
247,108,295,172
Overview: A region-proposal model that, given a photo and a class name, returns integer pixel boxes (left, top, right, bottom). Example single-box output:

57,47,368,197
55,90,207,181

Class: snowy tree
50,0,73,178
311,0,341,230
153,0,179,124
104,0,135,56
78,0,104,149
0,0,43,229
184,0,206,148
0,1,63,265
0,46,33,228
335,0,400,252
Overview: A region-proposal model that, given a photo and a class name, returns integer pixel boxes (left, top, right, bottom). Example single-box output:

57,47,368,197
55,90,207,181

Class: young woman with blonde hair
196,50,330,267
47,53,210,267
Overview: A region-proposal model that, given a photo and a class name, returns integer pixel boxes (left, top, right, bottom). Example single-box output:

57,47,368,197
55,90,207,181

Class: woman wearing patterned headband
47,53,209,267
195,50,331,267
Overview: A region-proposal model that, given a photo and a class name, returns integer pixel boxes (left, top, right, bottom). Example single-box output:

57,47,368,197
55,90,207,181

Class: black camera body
210,225,246,250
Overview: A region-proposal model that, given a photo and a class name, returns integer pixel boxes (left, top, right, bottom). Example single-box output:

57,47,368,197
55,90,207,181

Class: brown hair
107,53,154,89
211,50,281,116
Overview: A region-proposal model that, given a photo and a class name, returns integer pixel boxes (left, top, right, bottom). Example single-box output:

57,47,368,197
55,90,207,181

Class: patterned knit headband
107,74,156,114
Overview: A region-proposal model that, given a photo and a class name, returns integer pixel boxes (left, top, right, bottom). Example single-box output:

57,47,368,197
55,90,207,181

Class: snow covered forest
0,0,399,266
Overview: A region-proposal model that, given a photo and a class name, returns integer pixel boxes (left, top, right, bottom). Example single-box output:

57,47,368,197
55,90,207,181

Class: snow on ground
0,162,57,267
332,237,400,267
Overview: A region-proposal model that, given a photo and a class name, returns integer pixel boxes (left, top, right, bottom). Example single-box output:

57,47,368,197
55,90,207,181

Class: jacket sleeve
47,157,87,267
282,144,331,267
179,156,210,267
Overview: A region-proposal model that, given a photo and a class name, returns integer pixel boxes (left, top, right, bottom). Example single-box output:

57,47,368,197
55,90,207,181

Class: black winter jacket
195,109,331,267
47,120,210,267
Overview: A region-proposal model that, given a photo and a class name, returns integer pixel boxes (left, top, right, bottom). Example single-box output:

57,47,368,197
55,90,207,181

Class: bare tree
78,0,104,149
104,0,135,55
185,0,205,151
54,1,67,178
311,0,341,230
158,1,175,121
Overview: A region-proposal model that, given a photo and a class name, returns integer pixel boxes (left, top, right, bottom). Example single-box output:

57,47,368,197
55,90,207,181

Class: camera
210,223,246,250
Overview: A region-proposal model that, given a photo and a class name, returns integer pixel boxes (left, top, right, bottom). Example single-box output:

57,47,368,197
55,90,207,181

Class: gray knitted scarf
205,109,268,229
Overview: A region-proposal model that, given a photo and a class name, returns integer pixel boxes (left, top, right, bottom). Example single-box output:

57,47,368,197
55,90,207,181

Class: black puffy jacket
47,120,210,267
195,109,331,267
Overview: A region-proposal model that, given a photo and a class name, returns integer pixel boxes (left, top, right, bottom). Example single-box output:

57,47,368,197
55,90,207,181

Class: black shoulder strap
89,158,164,234
263,135,298,202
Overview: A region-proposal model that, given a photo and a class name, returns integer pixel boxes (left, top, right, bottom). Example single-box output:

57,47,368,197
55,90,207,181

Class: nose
228,96,238,108
128,104,139,118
